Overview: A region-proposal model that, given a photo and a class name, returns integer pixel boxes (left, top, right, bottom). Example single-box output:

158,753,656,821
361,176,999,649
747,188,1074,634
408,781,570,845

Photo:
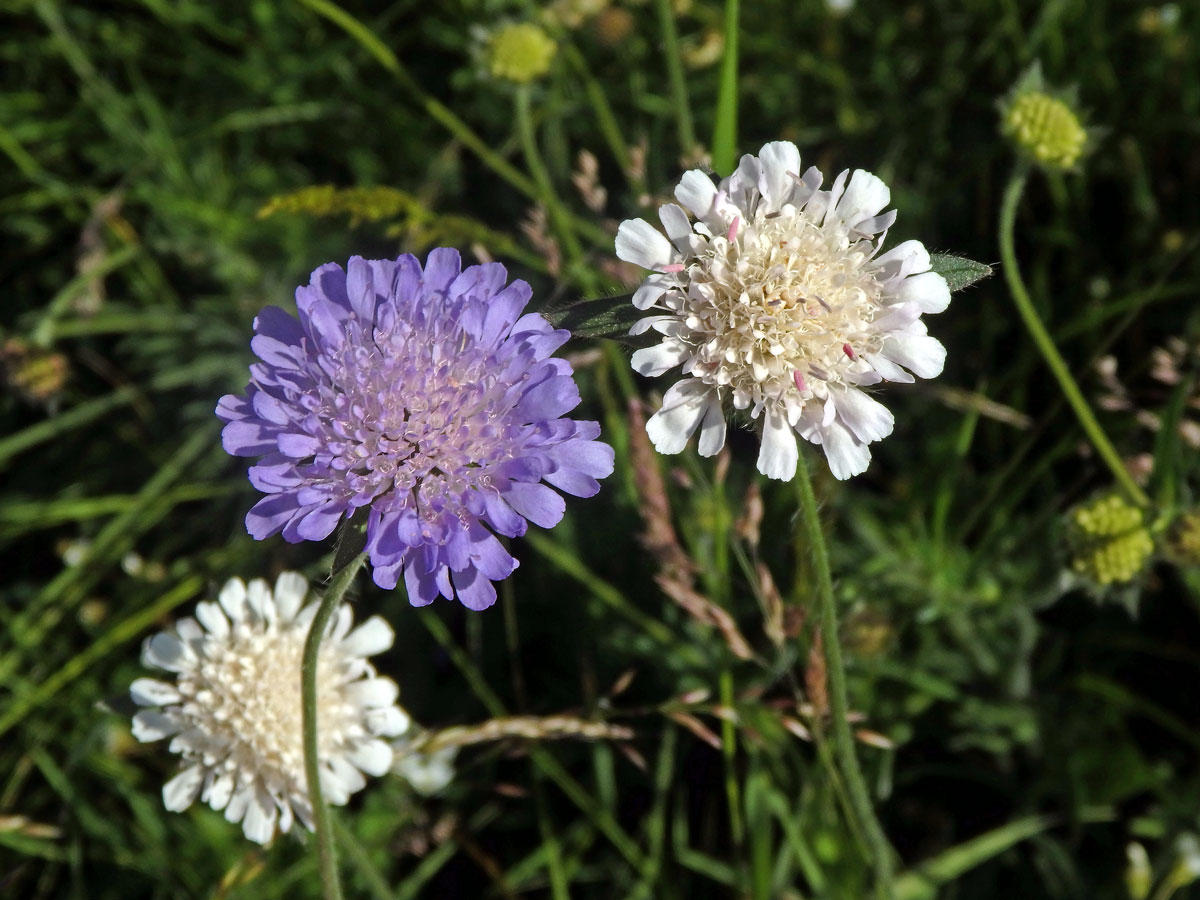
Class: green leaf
930,253,993,293
541,293,644,341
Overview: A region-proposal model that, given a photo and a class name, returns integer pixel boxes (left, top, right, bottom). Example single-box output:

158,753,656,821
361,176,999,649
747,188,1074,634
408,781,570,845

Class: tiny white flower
617,141,950,480
131,573,409,844
391,739,458,796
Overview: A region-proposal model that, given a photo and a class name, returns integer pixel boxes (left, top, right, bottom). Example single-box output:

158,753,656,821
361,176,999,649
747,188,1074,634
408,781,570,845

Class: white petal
328,604,353,641
631,340,691,377
821,420,872,480
896,271,950,314
629,315,676,336
345,677,400,708
658,204,693,252
830,169,890,232
883,334,946,379
808,168,849,225
348,739,393,776
142,633,191,673
340,616,393,657
696,394,727,457
616,218,674,270
241,789,278,845
224,784,253,824
675,169,718,220
245,578,273,622
829,387,895,444
757,141,802,212
193,601,229,639
174,618,204,652
203,771,235,811
132,710,181,742
632,277,670,311
130,678,180,707
273,572,308,621
327,756,366,799
366,706,412,737
163,765,205,812
644,379,714,454
873,239,930,282
756,407,799,480
218,577,248,622
396,748,457,795
861,353,914,384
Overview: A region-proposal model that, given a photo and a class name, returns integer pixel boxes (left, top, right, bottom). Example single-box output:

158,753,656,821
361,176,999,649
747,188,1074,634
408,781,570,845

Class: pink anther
727,217,740,243
842,343,856,360
660,263,685,273
793,370,807,392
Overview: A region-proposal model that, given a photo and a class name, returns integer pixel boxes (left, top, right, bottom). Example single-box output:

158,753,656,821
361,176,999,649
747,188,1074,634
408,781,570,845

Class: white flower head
616,141,950,480
131,573,410,844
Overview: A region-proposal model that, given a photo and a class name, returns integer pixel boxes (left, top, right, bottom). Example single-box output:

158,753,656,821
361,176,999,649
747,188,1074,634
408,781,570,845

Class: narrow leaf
930,253,993,292
541,293,643,341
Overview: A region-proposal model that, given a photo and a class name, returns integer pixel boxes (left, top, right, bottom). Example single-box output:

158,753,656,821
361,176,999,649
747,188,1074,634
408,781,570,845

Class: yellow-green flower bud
1067,492,1154,586
487,23,557,84
1,338,68,405
1003,91,1087,170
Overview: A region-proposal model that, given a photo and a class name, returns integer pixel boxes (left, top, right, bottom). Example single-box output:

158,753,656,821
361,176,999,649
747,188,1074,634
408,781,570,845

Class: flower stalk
303,551,367,900
998,164,1150,507
793,452,894,899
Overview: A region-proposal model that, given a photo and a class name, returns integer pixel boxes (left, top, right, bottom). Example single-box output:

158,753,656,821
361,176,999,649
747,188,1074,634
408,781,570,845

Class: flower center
680,208,884,408
311,319,521,526
176,626,350,788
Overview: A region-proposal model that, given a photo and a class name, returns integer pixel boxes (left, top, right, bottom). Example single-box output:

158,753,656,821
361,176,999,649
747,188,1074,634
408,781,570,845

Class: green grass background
2,0,1200,897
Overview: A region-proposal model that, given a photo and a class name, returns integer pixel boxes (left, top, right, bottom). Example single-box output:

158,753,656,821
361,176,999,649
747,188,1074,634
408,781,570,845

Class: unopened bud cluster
1003,91,1087,170
487,23,557,84
1067,493,1154,586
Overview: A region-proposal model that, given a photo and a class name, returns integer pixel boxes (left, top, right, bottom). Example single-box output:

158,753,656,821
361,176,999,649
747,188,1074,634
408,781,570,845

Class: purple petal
422,248,461,297
452,567,498,611
502,482,565,528
245,493,303,540
514,374,581,421
253,305,305,345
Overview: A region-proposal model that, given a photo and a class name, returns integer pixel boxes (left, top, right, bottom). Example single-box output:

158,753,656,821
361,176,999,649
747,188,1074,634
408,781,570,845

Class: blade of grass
0,576,203,739
710,0,740,173
652,0,696,157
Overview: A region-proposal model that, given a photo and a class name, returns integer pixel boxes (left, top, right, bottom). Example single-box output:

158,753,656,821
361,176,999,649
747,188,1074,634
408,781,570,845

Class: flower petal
616,218,675,270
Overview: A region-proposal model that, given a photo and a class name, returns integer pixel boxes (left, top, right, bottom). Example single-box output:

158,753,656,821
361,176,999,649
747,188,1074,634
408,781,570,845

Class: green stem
794,453,894,899
303,552,368,900
998,164,1150,507
653,0,696,156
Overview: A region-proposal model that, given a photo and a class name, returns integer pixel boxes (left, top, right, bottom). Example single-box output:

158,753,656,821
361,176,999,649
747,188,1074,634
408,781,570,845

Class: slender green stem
303,552,367,900
711,0,740,173
998,164,1150,507
562,44,644,196
653,0,696,156
333,817,397,900
793,453,894,899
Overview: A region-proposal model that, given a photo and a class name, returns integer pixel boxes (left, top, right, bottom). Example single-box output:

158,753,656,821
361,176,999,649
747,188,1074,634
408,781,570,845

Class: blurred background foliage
2,0,1200,897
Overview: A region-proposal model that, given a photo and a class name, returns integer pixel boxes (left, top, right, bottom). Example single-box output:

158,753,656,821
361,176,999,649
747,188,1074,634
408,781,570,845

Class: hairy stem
794,453,894,899
998,164,1150,507
303,552,367,900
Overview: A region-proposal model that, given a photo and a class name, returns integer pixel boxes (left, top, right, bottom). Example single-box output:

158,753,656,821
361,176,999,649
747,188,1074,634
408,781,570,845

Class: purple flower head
217,250,614,610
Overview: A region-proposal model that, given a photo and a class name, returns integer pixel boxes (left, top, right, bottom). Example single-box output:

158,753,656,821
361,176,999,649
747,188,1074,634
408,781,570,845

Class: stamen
793,370,807,392
727,217,740,243
815,296,832,312
843,343,856,360
660,263,685,273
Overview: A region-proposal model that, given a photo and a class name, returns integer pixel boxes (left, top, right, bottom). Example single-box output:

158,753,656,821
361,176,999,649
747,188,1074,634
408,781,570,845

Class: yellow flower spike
487,23,557,84
999,62,1091,171
1067,492,1155,586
